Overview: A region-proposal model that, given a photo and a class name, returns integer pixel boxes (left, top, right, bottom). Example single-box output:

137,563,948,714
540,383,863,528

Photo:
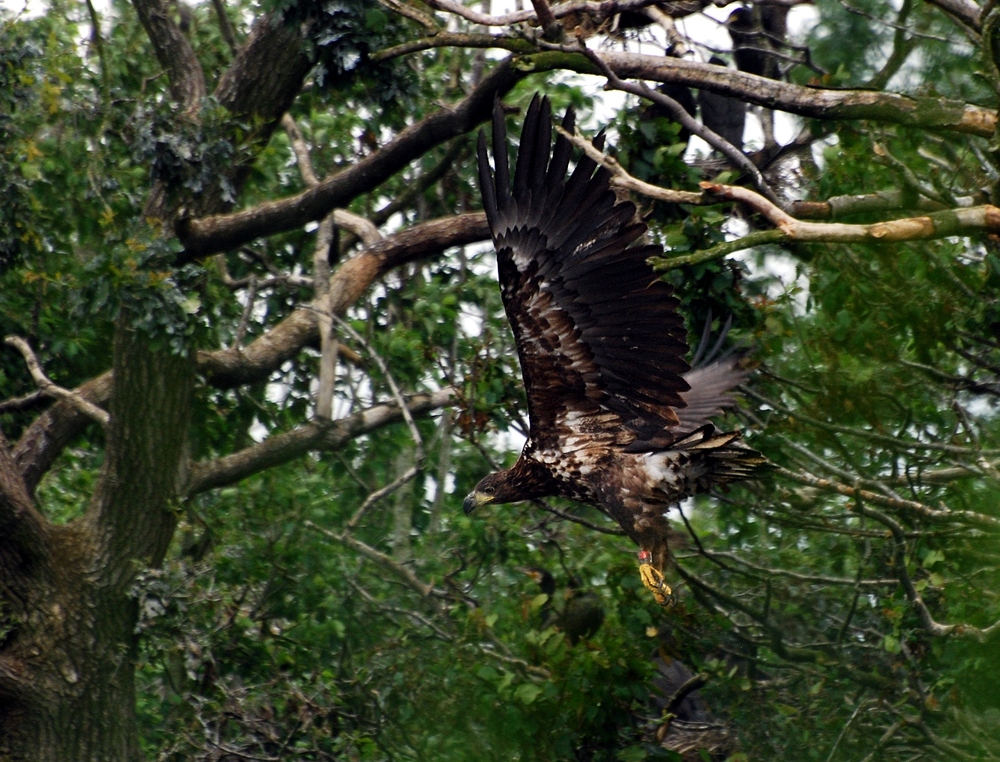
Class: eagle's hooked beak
463,490,493,515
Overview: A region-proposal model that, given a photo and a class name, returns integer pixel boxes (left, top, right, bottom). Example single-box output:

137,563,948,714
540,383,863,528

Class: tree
1,0,998,759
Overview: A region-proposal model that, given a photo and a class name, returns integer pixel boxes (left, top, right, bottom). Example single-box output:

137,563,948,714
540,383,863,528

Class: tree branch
12,215,488,493
777,466,1000,530
421,0,668,27
178,59,520,259
849,495,1000,642
199,212,490,388
131,0,206,113
186,389,453,494
0,429,51,571
4,337,109,427
524,49,997,136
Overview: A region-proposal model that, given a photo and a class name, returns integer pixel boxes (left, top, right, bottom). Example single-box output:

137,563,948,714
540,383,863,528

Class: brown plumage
463,95,767,605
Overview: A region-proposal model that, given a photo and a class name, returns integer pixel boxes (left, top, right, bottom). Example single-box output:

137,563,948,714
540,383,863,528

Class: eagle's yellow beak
463,490,493,515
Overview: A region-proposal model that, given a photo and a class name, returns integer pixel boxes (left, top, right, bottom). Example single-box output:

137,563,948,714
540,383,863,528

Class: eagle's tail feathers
670,425,769,484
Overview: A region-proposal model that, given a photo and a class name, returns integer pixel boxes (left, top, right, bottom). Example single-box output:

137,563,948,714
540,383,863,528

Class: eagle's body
465,95,767,604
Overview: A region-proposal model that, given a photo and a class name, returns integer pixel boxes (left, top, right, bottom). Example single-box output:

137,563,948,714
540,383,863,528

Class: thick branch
213,13,313,133
13,373,114,497
787,189,987,219
0,429,50,571
13,215,488,492
131,0,206,112
526,50,997,136
178,60,520,259
199,212,490,388
923,0,982,33
186,389,454,494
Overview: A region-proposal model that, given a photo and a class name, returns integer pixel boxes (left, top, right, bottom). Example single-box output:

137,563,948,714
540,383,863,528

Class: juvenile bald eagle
463,95,767,605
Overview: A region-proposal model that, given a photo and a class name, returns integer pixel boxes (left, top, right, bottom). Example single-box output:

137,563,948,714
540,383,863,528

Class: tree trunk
0,319,193,761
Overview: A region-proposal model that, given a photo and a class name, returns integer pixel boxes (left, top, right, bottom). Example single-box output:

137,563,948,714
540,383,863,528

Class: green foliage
0,20,42,271
3,0,1000,759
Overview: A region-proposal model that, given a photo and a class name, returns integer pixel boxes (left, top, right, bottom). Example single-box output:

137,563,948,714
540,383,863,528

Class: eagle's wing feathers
477,95,692,443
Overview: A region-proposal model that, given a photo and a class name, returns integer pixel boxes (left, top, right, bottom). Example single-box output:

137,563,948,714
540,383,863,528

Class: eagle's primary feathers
464,95,767,605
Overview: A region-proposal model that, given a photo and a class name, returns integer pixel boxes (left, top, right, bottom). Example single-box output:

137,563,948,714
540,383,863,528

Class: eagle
463,95,767,605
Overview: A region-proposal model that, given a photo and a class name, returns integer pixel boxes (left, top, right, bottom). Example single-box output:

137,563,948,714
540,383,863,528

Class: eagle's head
463,461,552,514
462,471,510,514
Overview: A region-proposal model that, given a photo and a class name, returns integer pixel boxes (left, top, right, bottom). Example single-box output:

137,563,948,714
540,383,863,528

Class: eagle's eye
484,486,495,494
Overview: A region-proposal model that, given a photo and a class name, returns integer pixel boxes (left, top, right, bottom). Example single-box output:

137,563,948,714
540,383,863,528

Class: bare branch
530,0,560,37
377,0,440,30
281,113,320,187
185,389,453,495
787,188,987,219
4,337,109,427
702,181,1000,242
314,215,338,421
555,125,701,205
233,274,258,348
553,50,997,136
333,210,382,246
331,314,426,529
777,466,1000,530
567,42,781,203
304,520,441,598
375,43,994,137
922,0,982,35
211,0,240,54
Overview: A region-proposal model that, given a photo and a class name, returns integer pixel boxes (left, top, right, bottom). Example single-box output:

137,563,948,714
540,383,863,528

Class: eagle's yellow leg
638,549,674,607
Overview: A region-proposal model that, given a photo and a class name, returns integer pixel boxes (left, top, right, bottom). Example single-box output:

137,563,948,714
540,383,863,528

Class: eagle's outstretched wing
477,95,691,443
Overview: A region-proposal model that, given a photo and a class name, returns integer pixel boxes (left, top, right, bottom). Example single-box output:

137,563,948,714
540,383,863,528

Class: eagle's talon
639,562,674,607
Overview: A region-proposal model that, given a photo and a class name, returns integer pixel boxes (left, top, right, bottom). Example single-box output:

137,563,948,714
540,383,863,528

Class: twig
233,274,257,348
554,125,701,205
327,314,425,528
742,385,1000,455
777,465,1000,529
848,492,1000,642
304,520,441,599
345,468,424,531
531,499,625,535
0,389,46,413
346,577,454,640
564,41,781,203
824,697,872,762
858,719,906,762
4,337,110,427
